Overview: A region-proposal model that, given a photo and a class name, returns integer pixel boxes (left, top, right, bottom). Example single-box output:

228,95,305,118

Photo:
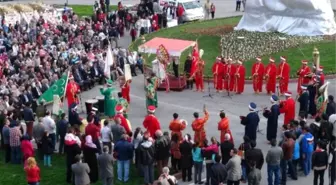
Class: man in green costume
150,73,159,107
117,92,129,118
100,79,117,118
146,78,157,108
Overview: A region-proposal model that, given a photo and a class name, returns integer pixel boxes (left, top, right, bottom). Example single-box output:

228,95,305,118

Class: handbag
238,144,245,159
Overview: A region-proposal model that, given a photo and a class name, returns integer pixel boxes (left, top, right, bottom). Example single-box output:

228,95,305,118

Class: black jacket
155,135,170,160
326,101,336,118
32,86,43,99
298,91,309,112
245,148,264,169
23,107,35,122
68,110,82,126
41,135,53,155
312,150,328,168
210,163,227,185
220,141,234,165
184,59,192,74
138,140,156,165
179,141,193,168
57,119,69,138
65,143,82,165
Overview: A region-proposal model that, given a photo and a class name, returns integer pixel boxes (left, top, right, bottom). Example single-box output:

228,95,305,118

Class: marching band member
66,74,80,108
223,58,235,92
240,102,260,141
100,79,117,118
316,66,325,86
190,50,205,92
277,56,290,96
169,113,187,142
117,92,129,118
263,95,280,142
297,60,311,94
298,85,309,118
68,103,82,127
279,91,296,125
308,77,319,118
251,57,264,94
146,77,157,108
191,105,209,146
121,79,131,103
264,57,277,95
212,56,224,92
115,105,132,134
234,59,245,94
190,43,199,77
143,105,161,138
218,110,233,144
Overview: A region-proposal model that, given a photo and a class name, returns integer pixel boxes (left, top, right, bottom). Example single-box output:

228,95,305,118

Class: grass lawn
68,5,117,17
129,17,336,77
0,151,143,185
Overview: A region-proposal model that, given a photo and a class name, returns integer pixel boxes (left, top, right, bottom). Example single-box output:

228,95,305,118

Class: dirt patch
323,34,336,41
185,24,236,36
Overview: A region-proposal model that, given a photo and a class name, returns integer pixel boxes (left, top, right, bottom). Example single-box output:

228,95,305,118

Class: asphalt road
6,0,336,184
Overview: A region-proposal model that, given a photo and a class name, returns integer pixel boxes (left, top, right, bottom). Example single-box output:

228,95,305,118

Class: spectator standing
136,54,144,74
177,3,184,24
236,0,241,11
192,141,204,184
179,134,193,182
220,133,234,165
245,140,264,176
247,161,261,185
204,0,211,19
127,51,137,77
133,127,143,175
155,130,171,175
158,167,178,185
42,111,56,151
289,134,300,180
111,118,126,143
85,116,101,153
312,142,328,185
210,154,227,185
101,120,113,153
327,95,336,117
266,139,283,185
299,126,314,176
138,132,156,185
41,131,53,167
33,118,45,160
21,135,34,162
280,132,295,185
83,135,100,183
97,146,114,185
170,133,181,172
2,118,11,163
203,137,219,185
242,0,246,11
210,3,216,19
24,157,40,185
9,123,22,164
329,141,336,185
225,149,242,185
238,136,251,183
57,113,69,154
72,155,91,185
114,134,134,183
65,128,82,184
23,103,35,138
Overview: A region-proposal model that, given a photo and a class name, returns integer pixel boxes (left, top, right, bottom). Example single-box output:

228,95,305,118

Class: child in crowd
41,131,53,167
312,141,328,185
24,157,40,185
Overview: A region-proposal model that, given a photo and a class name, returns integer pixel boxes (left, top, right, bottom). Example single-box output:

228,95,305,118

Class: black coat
32,86,43,99
179,141,193,169
326,101,336,118
210,163,227,185
65,143,82,165
220,141,234,165
23,107,35,122
308,85,318,116
41,135,53,155
184,59,192,74
90,64,104,78
263,104,280,141
68,110,82,126
245,148,264,170
138,141,156,165
83,146,99,183
241,112,260,141
298,91,309,113
155,136,170,160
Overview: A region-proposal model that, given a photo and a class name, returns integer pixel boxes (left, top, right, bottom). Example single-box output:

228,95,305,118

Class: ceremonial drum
97,96,105,113
85,99,98,114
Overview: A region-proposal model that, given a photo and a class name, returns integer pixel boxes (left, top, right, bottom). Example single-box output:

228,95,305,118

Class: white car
163,0,205,22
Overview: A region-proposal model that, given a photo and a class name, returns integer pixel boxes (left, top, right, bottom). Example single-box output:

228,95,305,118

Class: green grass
130,17,336,77
69,5,117,17
0,151,143,185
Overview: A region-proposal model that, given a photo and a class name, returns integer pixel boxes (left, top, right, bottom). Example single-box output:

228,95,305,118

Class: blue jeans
241,163,247,180
143,164,154,184
303,152,312,176
11,146,21,164
268,164,280,185
117,160,130,182
194,161,203,183
44,155,51,166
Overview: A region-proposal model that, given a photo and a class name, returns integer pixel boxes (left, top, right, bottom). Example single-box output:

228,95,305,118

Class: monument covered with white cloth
235,0,336,36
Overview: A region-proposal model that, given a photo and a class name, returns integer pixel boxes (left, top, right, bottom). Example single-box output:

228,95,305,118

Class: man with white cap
264,57,277,95
212,56,224,92
234,59,245,94
143,105,161,138
263,95,280,142
66,74,81,108
240,102,260,141
251,57,264,94
279,91,296,125
100,79,117,118
277,56,290,96
296,60,311,94
298,85,309,118
223,57,236,93
114,105,131,134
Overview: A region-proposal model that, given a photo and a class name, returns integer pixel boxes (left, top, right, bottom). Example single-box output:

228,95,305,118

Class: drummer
87,107,101,126
100,79,118,118
117,92,129,118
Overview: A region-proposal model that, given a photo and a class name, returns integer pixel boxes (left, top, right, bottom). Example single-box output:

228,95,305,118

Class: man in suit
97,146,114,185
72,155,91,185
73,66,87,90
19,88,33,106
90,61,104,84
298,85,309,119
23,102,35,138
32,81,43,99
41,79,50,93
79,64,94,89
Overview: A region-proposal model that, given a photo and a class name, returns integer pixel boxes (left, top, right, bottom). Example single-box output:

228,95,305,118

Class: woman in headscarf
83,135,99,183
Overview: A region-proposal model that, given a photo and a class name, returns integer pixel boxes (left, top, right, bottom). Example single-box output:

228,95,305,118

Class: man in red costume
191,105,209,147
297,60,311,94
114,105,131,134
279,91,296,125
121,79,131,103
212,56,224,92
223,58,236,92
191,50,205,92
143,105,161,138
66,74,80,108
277,56,290,96
218,110,233,144
169,113,187,142
264,57,277,95
316,66,325,85
234,59,245,94
190,42,199,76
251,57,264,94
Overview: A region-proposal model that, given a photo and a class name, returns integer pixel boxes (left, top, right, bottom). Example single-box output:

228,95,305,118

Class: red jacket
177,6,184,17
143,114,161,137
24,166,40,183
85,123,101,141
21,140,34,160
114,114,131,134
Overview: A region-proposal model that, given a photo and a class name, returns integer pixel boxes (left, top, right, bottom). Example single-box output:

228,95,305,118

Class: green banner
38,73,69,104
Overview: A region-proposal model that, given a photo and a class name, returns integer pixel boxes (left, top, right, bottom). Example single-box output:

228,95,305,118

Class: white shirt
42,115,56,134
101,126,113,143
128,55,136,65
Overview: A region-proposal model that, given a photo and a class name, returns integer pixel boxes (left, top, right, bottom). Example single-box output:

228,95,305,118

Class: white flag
104,46,114,79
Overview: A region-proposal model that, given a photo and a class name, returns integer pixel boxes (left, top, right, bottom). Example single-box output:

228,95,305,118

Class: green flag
38,72,69,104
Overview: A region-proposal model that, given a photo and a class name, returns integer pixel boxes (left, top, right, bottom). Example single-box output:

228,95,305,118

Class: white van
164,0,205,22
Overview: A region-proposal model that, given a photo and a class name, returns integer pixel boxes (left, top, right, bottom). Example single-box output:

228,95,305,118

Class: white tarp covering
235,0,336,36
